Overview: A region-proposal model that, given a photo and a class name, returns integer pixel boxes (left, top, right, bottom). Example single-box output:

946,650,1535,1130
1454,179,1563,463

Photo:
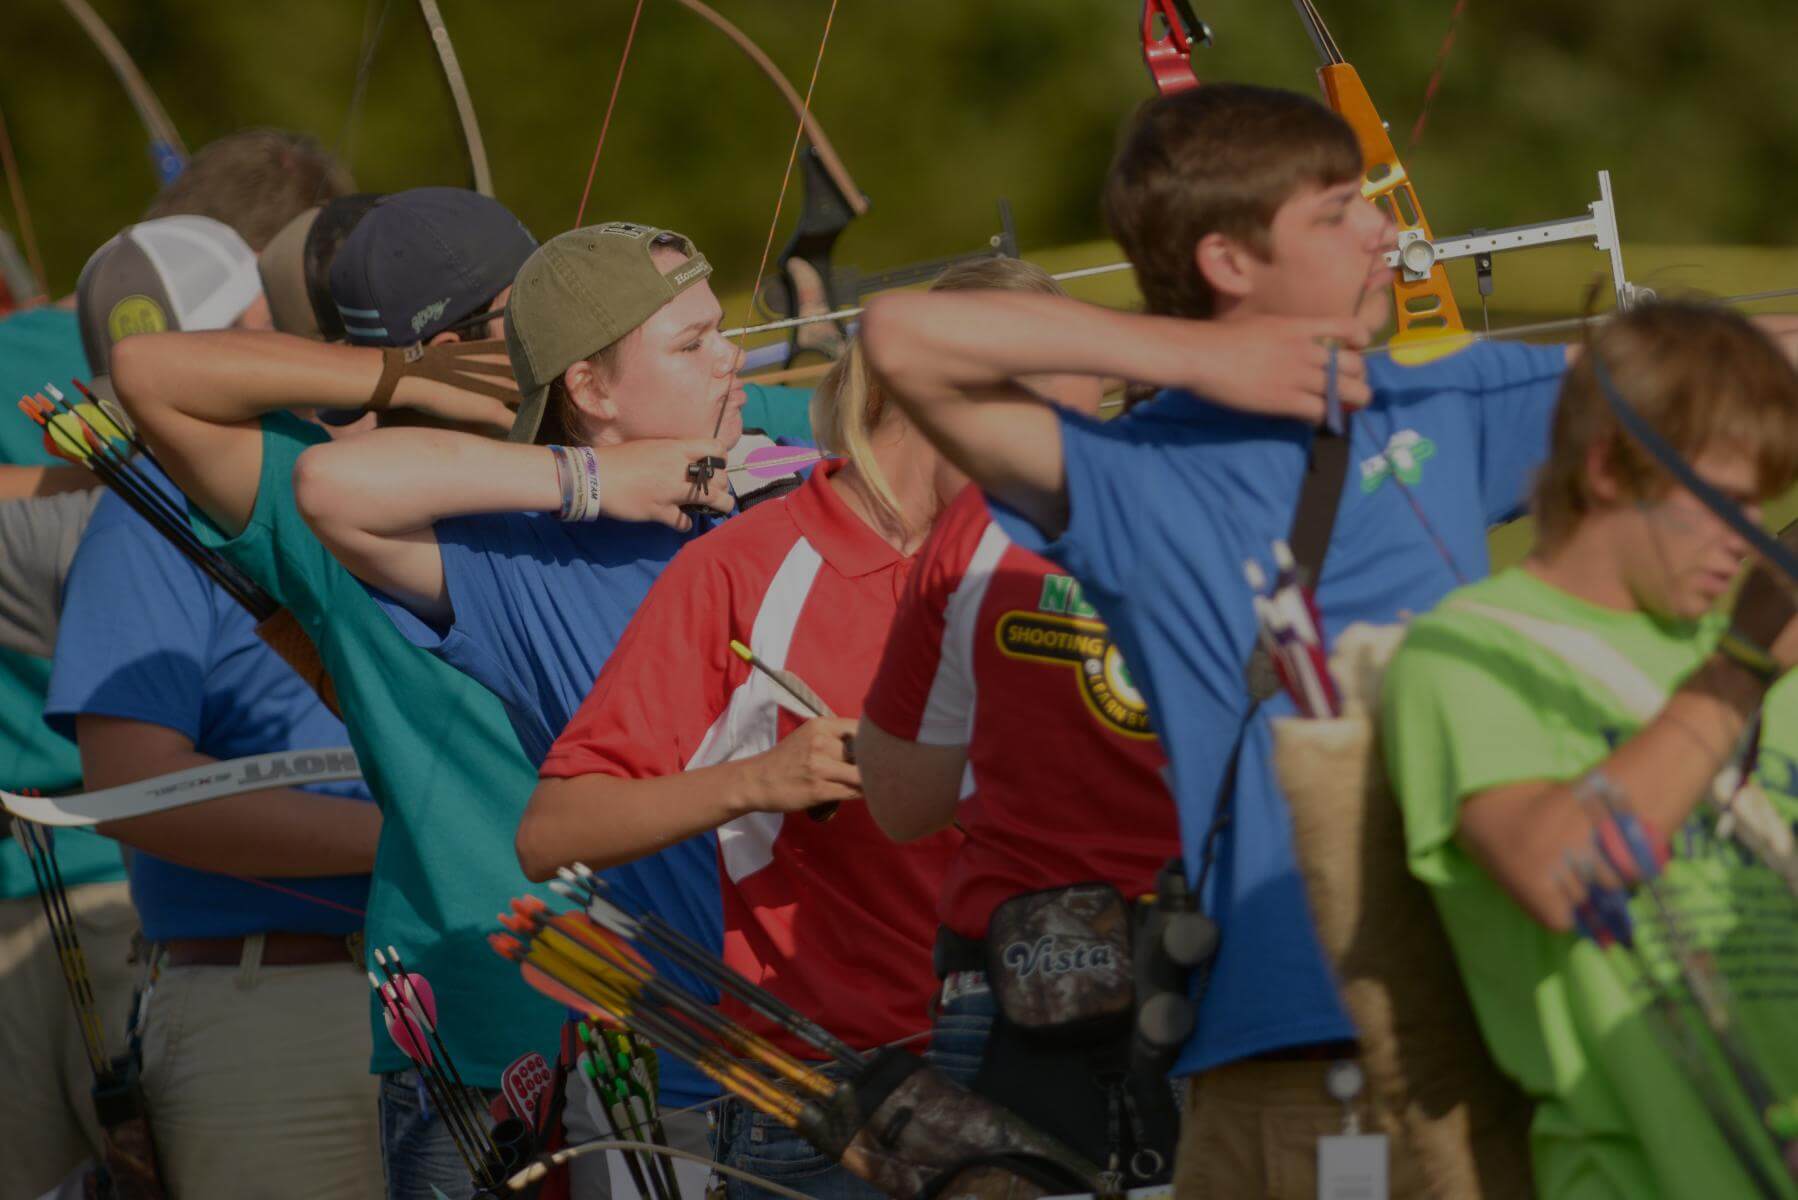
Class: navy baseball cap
329,187,536,347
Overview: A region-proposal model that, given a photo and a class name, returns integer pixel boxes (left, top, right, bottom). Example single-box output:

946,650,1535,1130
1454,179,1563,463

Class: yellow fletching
42,403,130,464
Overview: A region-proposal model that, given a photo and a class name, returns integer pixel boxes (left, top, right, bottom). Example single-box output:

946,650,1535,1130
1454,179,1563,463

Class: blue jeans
710,986,1001,1200
379,1068,502,1200
712,1088,884,1200
923,973,997,1089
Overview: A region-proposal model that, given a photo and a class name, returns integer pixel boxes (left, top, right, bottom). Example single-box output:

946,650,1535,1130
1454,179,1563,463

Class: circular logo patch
107,295,168,342
1080,643,1152,737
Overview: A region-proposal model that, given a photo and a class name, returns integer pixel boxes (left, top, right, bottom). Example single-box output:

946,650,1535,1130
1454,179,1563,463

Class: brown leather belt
160,932,361,968
1252,1038,1360,1063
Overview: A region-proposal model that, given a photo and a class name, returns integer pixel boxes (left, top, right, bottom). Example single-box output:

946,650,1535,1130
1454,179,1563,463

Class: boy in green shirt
1384,301,1798,1198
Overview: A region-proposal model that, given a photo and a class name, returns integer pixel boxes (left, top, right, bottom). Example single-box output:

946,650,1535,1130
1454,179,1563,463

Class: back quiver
1272,623,1534,1199
253,609,342,718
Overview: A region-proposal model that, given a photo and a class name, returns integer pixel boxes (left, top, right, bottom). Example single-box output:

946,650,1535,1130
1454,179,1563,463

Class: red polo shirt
861,487,1176,941
541,462,959,1057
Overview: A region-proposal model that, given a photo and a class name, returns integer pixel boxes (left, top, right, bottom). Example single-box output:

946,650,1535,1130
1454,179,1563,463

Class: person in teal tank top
1384,302,1798,1199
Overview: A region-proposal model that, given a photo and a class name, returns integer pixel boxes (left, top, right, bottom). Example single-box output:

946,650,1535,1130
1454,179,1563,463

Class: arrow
729,639,844,823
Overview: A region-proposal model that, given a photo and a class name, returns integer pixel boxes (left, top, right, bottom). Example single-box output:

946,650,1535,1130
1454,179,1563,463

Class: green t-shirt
0,306,125,896
1383,567,1798,1198
193,414,562,1083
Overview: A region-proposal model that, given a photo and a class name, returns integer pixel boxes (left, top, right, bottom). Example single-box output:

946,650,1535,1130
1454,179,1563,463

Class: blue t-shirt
44,475,374,942
990,341,1567,1075
0,305,126,897
376,512,721,1108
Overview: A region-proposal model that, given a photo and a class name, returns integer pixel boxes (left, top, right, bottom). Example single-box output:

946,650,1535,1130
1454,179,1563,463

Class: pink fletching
734,445,826,480
379,972,438,1065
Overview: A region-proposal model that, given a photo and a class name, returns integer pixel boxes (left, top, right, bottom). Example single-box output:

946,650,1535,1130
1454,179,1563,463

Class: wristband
1576,769,1668,885
548,445,603,522
1717,627,1780,684
548,445,576,519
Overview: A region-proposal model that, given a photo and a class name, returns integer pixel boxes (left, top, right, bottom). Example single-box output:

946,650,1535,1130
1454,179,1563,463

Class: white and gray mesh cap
76,215,262,375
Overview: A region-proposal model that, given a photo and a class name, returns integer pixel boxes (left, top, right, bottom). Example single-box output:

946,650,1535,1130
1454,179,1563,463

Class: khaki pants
1173,1058,1426,1200
139,937,381,1199
0,881,138,1200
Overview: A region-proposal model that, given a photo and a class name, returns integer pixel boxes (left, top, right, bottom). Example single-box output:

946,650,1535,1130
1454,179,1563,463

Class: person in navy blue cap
330,187,535,349
107,187,584,1200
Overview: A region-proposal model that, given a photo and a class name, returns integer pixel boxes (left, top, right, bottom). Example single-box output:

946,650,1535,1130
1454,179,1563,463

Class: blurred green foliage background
5,0,1798,312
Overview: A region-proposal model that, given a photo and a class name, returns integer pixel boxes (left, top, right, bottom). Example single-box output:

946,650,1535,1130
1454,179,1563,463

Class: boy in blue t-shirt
46,466,383,1200
46,218,382,1197
862,82,1574,1195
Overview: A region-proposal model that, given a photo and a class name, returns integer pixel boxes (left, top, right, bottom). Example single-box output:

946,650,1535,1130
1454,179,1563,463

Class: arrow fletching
730,445,828,480
370,968,437,1065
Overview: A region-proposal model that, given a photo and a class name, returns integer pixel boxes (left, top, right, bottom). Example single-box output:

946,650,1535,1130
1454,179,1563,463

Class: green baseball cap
504,221,713,443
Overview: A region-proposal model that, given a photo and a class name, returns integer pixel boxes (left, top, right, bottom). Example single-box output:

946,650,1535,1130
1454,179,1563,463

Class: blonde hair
809,256,1065,533
1532,300,1798,551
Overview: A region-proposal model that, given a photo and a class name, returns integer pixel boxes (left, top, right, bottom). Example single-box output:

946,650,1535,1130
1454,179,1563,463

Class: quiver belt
800,1050,1101,1200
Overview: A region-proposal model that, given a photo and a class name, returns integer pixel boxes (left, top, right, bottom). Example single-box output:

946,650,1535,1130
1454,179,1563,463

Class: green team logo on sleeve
1037,574,1098,618
1360,429,1437,493
991,575,1154,738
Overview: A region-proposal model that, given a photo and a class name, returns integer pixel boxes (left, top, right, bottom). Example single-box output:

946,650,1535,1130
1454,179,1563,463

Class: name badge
1317,1133,1388,1200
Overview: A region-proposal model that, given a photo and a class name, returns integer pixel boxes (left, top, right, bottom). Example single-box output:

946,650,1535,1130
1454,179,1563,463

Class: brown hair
1102,83,1362,320
1532,300,1798,551
535,343,625,446
811,256,1066,533
145,130,353,251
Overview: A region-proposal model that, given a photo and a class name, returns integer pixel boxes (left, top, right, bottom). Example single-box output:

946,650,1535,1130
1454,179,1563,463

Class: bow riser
1314,61,1464,346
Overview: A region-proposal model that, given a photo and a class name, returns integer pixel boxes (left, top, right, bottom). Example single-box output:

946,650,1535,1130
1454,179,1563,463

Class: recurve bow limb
1289,0,1465,355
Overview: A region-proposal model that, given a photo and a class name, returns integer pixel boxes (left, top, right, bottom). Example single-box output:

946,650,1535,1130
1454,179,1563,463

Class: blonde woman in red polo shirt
518,259,1067,1200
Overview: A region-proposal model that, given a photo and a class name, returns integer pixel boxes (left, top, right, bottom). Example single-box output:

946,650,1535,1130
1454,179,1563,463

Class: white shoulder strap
1450,600,1667,722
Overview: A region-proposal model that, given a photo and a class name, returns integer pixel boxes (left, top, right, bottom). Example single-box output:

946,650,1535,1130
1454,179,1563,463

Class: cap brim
258,209,323,339
507,382,550,444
